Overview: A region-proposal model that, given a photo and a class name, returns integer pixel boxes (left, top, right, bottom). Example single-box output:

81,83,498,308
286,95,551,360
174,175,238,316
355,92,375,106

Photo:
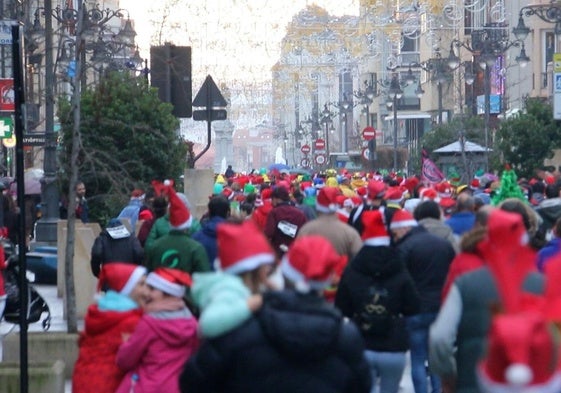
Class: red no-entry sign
362,126,376,141
315,139,326,150
301,144,311,154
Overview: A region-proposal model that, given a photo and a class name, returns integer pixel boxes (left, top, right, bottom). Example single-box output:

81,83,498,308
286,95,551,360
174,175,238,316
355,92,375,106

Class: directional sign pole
192,75,227,167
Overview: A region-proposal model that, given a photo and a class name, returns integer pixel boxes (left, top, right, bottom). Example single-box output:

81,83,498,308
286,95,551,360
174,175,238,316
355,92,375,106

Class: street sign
301,158,310,167
554,53,561,120
301,144,311,154
0,79,14,112
362,126,376,141
314,139,326,150
192,75,227,108
315,154,326,165
23,133,46,146
362,148,370,160
0,116,12,138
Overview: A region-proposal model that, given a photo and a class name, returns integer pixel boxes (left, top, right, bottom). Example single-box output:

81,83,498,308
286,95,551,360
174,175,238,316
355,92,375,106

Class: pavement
1,283,415,393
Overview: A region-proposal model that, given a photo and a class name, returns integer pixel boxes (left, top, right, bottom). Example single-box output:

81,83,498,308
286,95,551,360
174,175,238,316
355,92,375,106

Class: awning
384,112,431,121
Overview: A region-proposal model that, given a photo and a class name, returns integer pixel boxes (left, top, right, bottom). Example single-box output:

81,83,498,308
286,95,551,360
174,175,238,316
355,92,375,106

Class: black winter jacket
335,245,420,352
395,226,455,313
90,231,144,277
180,290,372,393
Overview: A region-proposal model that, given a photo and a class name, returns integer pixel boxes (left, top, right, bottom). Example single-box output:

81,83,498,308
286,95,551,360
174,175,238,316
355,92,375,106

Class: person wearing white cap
180,235,372,393
72,263,148,393
116,268,198,393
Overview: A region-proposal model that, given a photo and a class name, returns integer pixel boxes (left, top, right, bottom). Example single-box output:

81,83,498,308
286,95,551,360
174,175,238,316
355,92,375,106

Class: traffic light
150,44,192,118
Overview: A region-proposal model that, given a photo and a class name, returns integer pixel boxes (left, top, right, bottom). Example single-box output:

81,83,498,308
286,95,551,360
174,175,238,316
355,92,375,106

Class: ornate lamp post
320,103,334,167
387,75,404,171
30,2,137,242
446,25,529,172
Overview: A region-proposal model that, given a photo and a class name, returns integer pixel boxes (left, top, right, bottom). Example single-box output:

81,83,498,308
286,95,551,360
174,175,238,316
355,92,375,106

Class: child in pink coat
116,268,199,393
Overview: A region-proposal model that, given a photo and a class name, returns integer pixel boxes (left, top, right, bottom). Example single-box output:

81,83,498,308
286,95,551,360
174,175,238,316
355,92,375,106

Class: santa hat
420,187,439,201
367,180,386,199
316,187,340,213
166,185,192,230
384,186,405,204
217,221,275,274
436,181,453,198
477,312,561,393
362,210,390,246
98,263,147,295
389,209,417,230
280,236,342,293
261,188,273,200
146,268,192,298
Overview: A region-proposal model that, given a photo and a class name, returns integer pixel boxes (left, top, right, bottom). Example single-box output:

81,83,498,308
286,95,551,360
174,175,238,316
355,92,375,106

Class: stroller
2,242,51,330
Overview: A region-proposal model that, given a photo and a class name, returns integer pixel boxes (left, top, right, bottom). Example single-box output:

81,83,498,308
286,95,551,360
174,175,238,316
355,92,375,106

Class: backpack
353,282,396,337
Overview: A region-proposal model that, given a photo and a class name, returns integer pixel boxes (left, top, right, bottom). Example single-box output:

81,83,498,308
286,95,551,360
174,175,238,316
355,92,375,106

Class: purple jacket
115,309,199,393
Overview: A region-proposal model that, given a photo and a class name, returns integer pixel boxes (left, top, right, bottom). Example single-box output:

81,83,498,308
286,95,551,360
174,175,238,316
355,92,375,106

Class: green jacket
144,214,202,252
145,230,210,274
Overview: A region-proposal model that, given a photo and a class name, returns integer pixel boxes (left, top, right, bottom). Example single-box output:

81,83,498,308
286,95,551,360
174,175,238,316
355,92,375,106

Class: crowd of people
69,164,561,393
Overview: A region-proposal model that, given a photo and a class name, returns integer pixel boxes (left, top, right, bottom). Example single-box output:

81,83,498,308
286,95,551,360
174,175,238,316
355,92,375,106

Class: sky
119,0,359,86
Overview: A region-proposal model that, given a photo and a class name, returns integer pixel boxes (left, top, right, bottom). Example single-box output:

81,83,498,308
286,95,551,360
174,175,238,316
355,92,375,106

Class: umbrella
268,163,290,172
10,168,43,196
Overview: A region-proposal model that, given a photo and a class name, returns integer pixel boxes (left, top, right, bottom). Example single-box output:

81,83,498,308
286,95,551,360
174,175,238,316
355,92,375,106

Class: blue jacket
446,212,476,236
191,216,227,269
536,237,561,272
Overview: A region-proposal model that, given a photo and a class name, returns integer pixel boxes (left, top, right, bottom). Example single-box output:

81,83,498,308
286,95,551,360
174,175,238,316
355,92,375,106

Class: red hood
85,304,142,335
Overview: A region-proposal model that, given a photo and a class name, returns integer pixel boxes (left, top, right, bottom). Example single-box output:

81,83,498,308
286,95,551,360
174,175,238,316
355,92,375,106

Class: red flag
421,149,445,184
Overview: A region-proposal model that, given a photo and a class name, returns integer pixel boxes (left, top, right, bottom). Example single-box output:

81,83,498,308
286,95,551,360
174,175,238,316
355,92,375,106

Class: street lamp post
31,2,137,242
320,103,333,167
387,75,403,172
446,25,529,172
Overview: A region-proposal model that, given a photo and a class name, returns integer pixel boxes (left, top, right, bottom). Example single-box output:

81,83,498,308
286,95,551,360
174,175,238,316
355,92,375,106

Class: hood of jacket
419,217,454,240
200,216,227,237
191,272,250,309
144,309,198,347
85,303,142,336
258,290,342,361
460,227,486,253
351,245,404,279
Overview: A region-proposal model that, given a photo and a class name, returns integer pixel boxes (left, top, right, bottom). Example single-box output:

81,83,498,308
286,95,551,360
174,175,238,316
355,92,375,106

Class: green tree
58,72,188,223
495,98,561,179
409,115,487,179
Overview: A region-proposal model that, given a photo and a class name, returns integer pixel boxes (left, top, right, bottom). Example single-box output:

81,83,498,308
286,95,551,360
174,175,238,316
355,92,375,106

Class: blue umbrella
268,163,290,172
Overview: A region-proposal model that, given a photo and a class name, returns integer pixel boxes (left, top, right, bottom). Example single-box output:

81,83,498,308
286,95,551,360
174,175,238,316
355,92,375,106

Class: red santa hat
98,263,147,295
362,210,390,246
435,181,453,198
477,312,561,393
384,186,405,204
280,236,343,293
367,180,386,199
167,185,193,230
420,187,439,201
389,209,417,230
316,187,340,213
260,188,273,200
217,221,275,274
146,268,192,298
